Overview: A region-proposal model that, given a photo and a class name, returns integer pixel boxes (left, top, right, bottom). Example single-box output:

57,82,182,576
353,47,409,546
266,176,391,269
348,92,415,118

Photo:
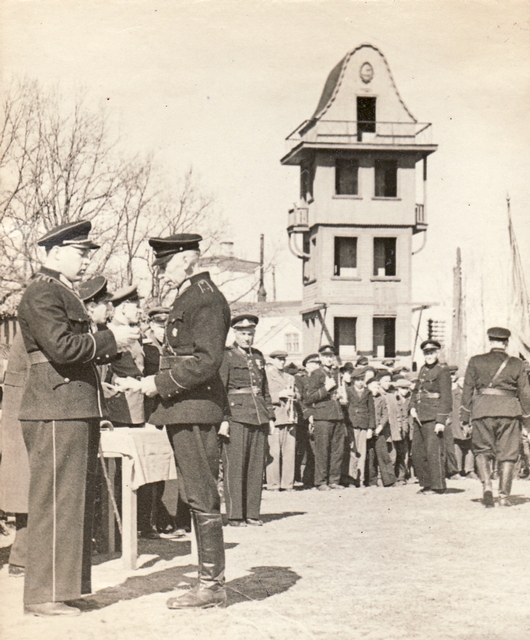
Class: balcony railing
415,203,425,224
286,120,433,154
287,203,309,230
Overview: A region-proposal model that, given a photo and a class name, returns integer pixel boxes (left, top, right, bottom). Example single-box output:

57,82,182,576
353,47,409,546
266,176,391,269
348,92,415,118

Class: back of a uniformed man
461,326,530,507
141,233,230,609
17,221,139,617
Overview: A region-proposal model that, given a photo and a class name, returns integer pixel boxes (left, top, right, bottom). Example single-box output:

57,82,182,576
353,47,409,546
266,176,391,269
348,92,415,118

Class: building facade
282,44,437,364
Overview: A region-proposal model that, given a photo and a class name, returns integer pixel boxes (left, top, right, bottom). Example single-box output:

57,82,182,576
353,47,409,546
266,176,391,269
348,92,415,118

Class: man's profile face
379,375,392,391
320,353,334,368
234,328,255,349
53,245,91,282
119,300,141,325
306,360,319,373
150,321,165,343
87,301,109,325
271,356,286,371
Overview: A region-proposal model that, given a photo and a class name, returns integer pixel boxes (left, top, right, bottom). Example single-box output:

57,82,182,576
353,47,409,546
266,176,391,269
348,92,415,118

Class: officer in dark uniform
219,315,275,526
140,233,231,609
17,221,139,616
304,345,345,490
461,327,530,507
78,275,113,330
410,340,452,494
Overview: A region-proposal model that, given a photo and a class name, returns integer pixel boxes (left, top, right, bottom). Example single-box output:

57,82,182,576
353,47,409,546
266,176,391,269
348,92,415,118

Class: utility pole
257,233,267,302
450,247,466,370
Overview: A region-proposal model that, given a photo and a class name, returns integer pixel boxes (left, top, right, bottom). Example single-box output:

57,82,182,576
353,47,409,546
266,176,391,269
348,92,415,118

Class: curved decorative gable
311,44,417,124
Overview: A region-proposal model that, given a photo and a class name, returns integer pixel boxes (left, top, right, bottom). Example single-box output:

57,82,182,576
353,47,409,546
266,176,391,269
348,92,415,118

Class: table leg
121,456,137,570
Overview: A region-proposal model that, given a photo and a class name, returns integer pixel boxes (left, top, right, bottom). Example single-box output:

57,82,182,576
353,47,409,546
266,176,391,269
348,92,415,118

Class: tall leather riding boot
498,461,515,507
167,511,226,609
475,454,494,508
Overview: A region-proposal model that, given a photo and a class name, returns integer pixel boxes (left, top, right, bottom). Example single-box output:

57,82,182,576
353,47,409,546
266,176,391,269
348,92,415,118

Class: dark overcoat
0,331,30,513
149,272,231,426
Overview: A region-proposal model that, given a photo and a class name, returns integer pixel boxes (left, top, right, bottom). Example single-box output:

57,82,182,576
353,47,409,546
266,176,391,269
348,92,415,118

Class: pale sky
1,0,529,355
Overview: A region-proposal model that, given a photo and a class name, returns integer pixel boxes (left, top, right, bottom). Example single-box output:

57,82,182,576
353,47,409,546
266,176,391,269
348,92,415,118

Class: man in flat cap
410,340,452,495
219,315,275,524
141,233,230,608
303,345,345,490
342,365,375,486
17,221,139,616
265,350,298,492
105,285,145,428
461,327,530,507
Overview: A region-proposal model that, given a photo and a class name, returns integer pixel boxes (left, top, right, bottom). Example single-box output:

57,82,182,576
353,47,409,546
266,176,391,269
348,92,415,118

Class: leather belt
28,350,50,365
421,391,440,399
229,386,262,396
479,388,516,397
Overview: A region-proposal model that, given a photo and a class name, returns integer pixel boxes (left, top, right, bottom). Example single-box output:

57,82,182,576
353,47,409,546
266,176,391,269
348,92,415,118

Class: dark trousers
166,424,221,514
222,422,266,520
9,513,28,568
367,435,397,486
393,439,409,482
313,420,345,487
472,417,521,463
411,421,446,491
295,421,315,486
22,419,100,605
443,423,459,477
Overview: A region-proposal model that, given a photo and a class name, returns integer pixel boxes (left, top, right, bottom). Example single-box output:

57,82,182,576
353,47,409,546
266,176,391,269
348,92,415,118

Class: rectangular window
374,159,398,198
357,97,376,140
335,158,359,195
334,317,357,360
285,333,300,354
373,237,396,277
334,237,357,277
373,317,396,358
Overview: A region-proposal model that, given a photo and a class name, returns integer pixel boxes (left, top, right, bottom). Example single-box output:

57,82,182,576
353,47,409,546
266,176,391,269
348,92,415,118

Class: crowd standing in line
0,219,530,617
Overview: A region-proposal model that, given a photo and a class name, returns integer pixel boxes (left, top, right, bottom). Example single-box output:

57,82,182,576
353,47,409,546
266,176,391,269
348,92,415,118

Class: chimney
219,241,234,257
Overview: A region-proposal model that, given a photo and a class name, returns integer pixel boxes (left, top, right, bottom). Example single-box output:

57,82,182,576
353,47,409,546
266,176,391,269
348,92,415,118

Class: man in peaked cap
141,233,231,609
265,350,298,492
78,276,113,328
303,344,345,490
17,221,139,616
410,340,452,495
219,314,275,523
461,327,530,507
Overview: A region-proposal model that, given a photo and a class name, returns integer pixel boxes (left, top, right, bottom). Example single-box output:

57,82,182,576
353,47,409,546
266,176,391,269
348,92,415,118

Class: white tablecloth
99,426,177,490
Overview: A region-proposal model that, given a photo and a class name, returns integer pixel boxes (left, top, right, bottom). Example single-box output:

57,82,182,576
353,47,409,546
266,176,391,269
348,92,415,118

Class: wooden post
121,456,137,571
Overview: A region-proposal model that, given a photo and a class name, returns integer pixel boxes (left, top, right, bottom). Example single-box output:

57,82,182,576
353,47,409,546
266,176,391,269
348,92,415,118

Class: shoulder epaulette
197,279,214,294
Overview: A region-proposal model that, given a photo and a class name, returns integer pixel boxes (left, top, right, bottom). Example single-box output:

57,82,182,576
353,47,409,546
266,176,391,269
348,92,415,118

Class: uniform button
64,378,70,383
207,386,211,390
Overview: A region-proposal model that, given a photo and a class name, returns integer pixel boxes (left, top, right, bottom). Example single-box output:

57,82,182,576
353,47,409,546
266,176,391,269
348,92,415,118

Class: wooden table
99,426,178,570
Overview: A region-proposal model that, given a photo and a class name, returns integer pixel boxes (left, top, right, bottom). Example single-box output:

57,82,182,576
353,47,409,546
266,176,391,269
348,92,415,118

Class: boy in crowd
366,375,397,487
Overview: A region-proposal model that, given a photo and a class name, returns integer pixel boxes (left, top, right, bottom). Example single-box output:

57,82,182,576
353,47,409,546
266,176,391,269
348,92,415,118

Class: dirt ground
2,476,530,640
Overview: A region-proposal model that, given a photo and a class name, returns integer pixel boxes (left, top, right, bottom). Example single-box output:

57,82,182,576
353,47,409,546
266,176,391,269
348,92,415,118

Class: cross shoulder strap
488,355,509,388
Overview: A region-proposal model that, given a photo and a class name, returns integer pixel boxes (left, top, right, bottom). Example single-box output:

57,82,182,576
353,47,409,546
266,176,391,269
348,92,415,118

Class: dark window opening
300,166,313,202
334,237,357,276
373,237,396,277
334,317,357,358
374,159,398,198
373,317,396,358
357,97,376,141
335,158,359,195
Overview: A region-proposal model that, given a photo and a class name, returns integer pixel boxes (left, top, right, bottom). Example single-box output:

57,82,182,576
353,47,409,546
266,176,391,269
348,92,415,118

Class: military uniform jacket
460,349,530,425
104,332,144,425
410,362,452,424
266,365,296,426
149,272,230,426
17,267,118,421
220,345,275,426
304,366,343,422
345,384,375,430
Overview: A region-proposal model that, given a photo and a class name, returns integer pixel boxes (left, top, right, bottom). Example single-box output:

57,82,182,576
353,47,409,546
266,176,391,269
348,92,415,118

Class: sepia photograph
0,1,529,638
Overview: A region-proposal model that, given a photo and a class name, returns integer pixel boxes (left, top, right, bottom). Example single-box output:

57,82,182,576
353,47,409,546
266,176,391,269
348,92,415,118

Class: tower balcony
287,203,309,232
282,120,436,165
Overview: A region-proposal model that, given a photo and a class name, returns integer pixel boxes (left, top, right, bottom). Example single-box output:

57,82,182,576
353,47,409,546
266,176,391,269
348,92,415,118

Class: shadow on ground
81,564,299,610
444,488,466,494
470,494,530,506
260,512,306,524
